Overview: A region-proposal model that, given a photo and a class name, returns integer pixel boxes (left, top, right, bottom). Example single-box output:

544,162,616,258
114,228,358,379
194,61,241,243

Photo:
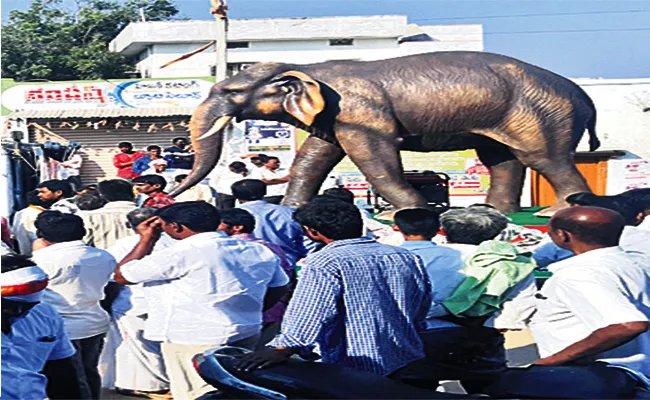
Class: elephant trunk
168,102,232,198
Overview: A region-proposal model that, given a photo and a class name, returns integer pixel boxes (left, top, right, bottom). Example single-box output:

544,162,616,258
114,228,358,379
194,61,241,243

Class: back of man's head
75,192,107,211
220,209,256,234
394,208,440,238
549,206,625,249
229,161,247,173
293,198,363,241
440,207,509,245
98,179,135,202
322,188,355,204
34,211,86,243
175,174,188,183
155,202,220,233
133,175,167,192
37,179,74,199
126,207,157,231
231,179,266,201
251,154,269,164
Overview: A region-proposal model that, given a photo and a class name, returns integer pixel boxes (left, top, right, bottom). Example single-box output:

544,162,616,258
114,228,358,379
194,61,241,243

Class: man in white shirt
250,156,289,204
173,173,215,205
106,208,172,397
31,211,116,399
112,202,289,400
209,161,249,209
2,255,83,399
11,190,46,256
487,207,650,399
61,153,83,191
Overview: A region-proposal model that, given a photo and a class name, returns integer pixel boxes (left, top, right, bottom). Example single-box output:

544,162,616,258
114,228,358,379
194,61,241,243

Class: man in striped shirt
236,198,432,377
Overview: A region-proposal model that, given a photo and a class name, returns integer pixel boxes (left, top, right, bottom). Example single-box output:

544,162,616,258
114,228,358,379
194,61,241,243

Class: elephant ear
272,71,325,126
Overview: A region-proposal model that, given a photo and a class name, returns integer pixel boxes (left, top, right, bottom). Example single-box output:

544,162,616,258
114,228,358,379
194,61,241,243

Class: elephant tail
587,109,600,152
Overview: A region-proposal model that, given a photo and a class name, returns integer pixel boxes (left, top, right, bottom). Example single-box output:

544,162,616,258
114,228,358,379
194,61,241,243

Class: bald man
487,207,650,398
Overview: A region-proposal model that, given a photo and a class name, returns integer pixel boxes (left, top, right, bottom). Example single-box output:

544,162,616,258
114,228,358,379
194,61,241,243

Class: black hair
155,202,220,232
118,142,133,149
394,208,440,238
172,137,187,144
220,208,256,233
133,175,167,191
97,179,135,202
1,254,37,274
175,174,188,183
146,145,162,151
78,184,97,192
229,161,247,173
251,154,269,164
565,192,611,207
231,179,266,201
37,179,74,199
265,156,280,163
75,192,107,211
293,198,362,240
34,211,86,242
126,207,157,229
322,188,355,204
26,190,42,207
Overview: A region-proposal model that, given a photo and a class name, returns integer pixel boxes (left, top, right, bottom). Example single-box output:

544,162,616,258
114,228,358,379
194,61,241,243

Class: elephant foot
484,198,522,215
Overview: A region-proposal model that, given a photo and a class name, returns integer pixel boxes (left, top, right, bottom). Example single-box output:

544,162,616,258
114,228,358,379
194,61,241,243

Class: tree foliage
1,0,179,81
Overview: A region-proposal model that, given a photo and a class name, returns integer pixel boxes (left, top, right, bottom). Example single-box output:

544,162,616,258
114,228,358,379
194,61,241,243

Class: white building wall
573,79,650,158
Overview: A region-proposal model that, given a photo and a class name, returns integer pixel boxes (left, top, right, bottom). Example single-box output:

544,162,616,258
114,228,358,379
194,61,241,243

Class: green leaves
1,0,179,81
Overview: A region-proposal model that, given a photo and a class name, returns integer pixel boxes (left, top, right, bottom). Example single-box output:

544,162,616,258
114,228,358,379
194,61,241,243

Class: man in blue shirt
164,137,195,170
394,208,464,318
233,179,314,266
132,145,163,176
236,198,432,377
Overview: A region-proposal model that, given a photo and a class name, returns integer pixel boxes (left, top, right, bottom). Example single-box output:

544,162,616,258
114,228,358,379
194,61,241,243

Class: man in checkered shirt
237,198,432,377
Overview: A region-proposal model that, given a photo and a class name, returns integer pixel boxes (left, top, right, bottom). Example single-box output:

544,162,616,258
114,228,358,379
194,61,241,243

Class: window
227,41,250,49
329,38,354,46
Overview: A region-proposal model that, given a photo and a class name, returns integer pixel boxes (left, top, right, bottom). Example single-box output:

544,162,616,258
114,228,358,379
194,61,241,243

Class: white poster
607,158,650,194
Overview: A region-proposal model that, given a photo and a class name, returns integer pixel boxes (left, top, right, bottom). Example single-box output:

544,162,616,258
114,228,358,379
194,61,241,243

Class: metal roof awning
7,107,196,119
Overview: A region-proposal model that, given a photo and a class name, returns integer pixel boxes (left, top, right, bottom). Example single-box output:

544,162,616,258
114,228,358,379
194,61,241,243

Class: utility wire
485,27,650,35
412,9,650,22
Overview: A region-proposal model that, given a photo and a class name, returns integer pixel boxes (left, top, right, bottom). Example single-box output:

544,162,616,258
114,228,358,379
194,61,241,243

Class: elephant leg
476,147,526,214
513,149,590,214
282,136,345,208
338,131,428,210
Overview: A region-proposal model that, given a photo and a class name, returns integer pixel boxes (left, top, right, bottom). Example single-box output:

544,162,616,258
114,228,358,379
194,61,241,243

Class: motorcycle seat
208,348,468,399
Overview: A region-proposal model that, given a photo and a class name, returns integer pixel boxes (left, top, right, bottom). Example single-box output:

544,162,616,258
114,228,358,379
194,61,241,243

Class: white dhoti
114,313,169,392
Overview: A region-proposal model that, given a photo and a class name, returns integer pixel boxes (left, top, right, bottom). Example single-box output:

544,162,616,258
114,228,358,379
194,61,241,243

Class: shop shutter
28,117,192,185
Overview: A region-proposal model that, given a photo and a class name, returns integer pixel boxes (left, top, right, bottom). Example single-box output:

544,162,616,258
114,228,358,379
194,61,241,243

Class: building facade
109,15,484,78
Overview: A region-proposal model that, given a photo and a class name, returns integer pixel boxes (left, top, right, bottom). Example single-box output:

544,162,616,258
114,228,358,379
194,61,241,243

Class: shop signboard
1,78,215,115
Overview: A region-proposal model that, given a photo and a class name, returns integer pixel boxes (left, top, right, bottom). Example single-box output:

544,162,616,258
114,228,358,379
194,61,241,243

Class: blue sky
2,0,649,78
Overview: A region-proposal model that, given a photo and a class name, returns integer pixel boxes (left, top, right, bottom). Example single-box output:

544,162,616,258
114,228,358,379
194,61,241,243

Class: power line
485,27,650,35
412,9,650,22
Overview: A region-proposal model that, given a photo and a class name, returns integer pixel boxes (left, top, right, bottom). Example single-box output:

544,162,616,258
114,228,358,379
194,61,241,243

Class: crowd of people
2,143,650,399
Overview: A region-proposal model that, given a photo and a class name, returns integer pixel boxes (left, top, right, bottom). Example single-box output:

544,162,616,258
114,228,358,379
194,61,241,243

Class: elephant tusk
197,116,233,140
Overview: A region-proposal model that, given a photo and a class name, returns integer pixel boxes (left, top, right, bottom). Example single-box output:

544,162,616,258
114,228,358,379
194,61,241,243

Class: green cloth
505,206,550,226
442,240,536,318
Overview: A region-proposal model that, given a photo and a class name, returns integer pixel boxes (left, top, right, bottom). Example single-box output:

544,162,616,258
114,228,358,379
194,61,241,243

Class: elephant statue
169,51,600,215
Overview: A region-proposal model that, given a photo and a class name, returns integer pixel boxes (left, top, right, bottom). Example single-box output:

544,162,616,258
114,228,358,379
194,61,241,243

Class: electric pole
211,0,229,82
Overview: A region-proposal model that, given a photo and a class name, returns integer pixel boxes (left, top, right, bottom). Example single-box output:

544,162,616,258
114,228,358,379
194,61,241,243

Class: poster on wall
330,149,491,204
244,121,297,167
607,158,650,194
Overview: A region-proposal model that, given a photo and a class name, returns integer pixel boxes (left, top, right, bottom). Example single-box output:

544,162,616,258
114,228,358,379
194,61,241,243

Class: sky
2,0,649,79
